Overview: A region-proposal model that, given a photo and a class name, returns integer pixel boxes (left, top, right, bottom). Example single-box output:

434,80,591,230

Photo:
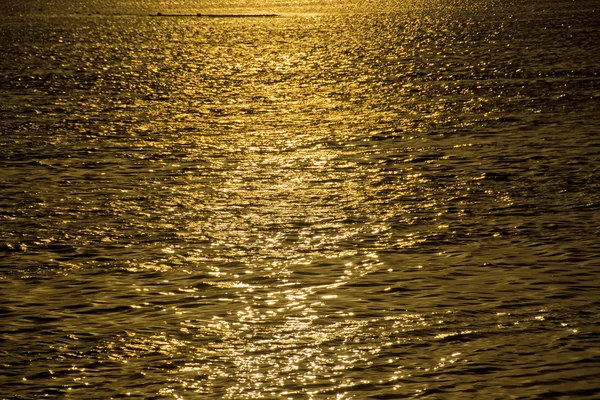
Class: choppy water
1,0,600,398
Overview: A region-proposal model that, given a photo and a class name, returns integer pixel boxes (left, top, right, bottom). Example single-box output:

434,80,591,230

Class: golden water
1,0,599,398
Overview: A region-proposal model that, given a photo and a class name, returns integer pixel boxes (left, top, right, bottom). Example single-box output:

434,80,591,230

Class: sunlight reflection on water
1,0,599,398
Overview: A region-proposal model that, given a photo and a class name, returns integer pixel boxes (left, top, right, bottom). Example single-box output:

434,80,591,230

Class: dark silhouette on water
152,12,278,18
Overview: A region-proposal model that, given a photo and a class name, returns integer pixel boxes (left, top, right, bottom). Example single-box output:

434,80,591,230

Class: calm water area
1,0,599,398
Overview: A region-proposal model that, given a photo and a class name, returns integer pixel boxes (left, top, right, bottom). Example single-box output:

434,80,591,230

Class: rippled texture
1,0,599,398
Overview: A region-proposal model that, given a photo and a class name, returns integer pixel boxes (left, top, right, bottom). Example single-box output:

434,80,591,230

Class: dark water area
1,0,599,398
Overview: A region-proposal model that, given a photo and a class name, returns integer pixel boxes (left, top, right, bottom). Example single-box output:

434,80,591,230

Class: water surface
1,0,599,398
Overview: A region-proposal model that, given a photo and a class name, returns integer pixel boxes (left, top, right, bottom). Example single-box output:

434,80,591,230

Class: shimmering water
1,0,599,398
